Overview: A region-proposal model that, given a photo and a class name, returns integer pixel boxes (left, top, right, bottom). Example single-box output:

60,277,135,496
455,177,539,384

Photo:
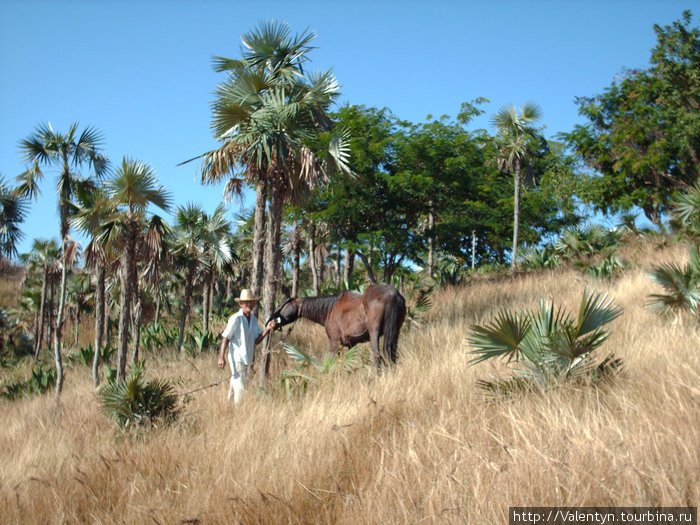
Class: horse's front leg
326,322,343,356
329,337,340,356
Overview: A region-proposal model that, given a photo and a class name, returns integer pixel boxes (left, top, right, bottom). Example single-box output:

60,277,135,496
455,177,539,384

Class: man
218,289,277,403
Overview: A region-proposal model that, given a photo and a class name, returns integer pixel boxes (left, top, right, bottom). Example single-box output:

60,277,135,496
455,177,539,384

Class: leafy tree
316,105,409,283
18,122,107,399
562,11,700,224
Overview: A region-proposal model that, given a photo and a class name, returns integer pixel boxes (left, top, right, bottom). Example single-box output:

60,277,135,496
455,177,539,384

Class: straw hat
234,289,260,303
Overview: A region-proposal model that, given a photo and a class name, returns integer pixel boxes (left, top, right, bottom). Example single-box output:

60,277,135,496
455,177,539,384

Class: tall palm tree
66,271,92,348
19,122,107,399
72,186,117,386
171,203,206,354
0,175,28,264
199,203,236,333
491,103,543,269
131,214,170,364
98,158,171,382
20,239,60,358
213,26,348,297
186,21,351,384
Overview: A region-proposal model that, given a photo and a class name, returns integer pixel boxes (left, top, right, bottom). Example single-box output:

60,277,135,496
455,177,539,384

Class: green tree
19,122,107,399
562,11,699,224
491,102,545,269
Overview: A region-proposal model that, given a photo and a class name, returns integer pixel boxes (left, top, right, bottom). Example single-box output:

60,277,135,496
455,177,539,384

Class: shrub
67,344,116,367
98,362,178,430
279,343,363,398
646,244,700,321
0,363,56,400
467,290,623,395
581,255,625,279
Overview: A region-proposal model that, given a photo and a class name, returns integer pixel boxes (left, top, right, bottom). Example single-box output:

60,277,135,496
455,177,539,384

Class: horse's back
364,284,405,308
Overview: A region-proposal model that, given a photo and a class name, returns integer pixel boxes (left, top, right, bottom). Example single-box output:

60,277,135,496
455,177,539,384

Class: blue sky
0,0,691,255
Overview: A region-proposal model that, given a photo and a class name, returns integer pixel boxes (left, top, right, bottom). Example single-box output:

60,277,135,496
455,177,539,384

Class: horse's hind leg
370,330,382,369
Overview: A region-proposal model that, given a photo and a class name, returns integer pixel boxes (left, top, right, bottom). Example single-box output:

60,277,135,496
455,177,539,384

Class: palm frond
467,310,531,364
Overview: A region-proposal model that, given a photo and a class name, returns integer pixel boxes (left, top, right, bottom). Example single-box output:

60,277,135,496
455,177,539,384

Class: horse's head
267,297,300,329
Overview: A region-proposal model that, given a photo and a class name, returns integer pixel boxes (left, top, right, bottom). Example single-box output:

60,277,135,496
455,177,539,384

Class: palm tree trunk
259,174,284,386
47,282,55,350
52,241,67,400
116,231,136,382
512,160,521,269
335,244,342,290
427,207,435,278
471,230,477,269
74,309,80,348
308,219,320,295
176,261,196,354
102,287,110,348
130,288,143,364
34,265,48,359
208,277,214,330
343,249,355,289
155,288,161,327
92,263,105,387
251,180,267,298
291,221,300,297
202,270,211,333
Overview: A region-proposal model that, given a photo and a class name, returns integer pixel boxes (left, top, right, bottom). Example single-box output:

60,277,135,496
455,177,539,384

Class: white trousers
227,358,249,403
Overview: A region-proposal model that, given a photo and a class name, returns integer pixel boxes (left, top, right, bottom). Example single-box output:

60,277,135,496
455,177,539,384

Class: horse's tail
383,292,407,363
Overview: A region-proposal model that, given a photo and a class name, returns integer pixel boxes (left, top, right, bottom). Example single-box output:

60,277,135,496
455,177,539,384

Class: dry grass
1,239,698,524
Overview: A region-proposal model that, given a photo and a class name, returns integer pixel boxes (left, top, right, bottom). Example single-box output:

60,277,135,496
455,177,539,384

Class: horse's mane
300,292,348,324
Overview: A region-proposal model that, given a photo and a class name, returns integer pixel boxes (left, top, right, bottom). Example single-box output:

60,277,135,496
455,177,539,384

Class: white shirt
222,309,262,365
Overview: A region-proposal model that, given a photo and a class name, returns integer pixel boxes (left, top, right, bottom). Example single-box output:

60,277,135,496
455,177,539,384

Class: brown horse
269,284,407,366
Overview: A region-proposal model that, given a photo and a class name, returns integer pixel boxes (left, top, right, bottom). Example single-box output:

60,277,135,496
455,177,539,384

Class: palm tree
0,175,28,264
186,21,351,384
171,203,206,354
98,158,171,382
19,122,107,399
491,103,543,269
199,204,236,334
131,214,170,364
72,187,117,386
66,271,92,348
20,239,61,358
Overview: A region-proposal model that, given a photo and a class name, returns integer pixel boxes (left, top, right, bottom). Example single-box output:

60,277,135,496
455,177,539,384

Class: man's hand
217,355,226,369
265,319,278,332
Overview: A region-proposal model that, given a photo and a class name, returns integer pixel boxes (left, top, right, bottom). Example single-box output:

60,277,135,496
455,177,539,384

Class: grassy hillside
0,239,698,524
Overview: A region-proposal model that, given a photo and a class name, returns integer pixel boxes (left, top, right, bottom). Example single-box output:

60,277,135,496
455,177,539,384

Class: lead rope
176,323,295,398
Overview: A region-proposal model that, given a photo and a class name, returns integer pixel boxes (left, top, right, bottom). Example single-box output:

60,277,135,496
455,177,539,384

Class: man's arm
218,337,229,369
255,320,278,345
